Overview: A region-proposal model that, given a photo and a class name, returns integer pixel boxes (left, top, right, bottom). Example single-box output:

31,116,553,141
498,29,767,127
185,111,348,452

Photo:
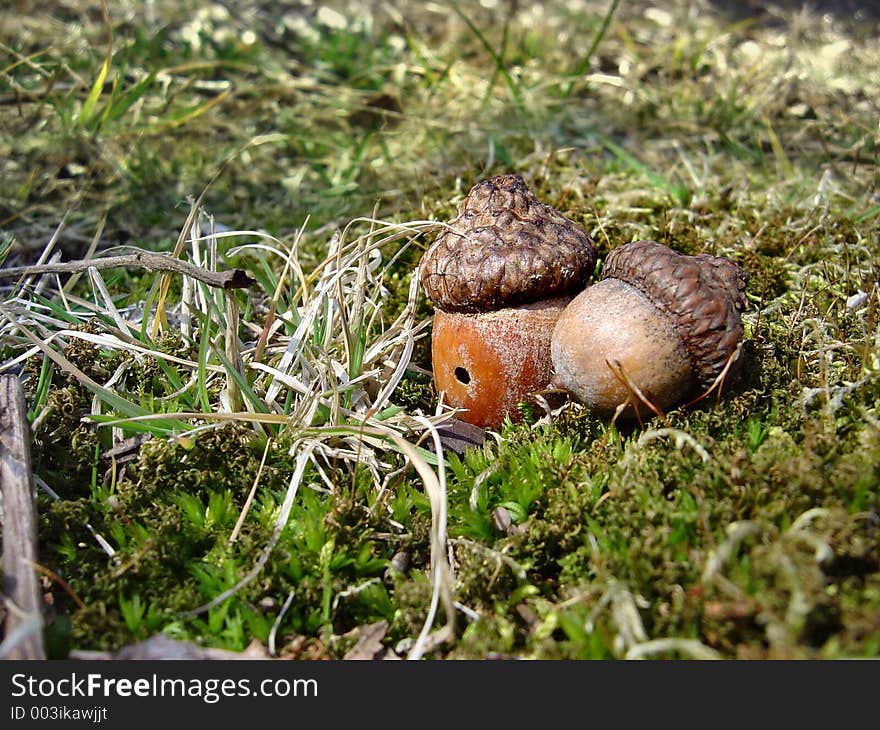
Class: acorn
551,240,748,419
420,174,597,430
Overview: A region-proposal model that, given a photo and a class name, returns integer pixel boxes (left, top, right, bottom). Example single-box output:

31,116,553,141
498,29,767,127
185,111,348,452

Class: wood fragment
0,374,45,659
431,417,485,455
0,252,257,290
99,433,153,465
70,634,269,660
342,620,392,660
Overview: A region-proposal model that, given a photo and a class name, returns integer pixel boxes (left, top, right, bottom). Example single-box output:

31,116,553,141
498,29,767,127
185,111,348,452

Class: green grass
1,0,879,660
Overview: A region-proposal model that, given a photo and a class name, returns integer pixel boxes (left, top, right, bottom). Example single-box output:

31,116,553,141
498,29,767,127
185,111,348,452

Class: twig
30,561,86,611
70,634,269,660
0,252,257,290
605,357,669,427
0,374,46,659
685,343,742,409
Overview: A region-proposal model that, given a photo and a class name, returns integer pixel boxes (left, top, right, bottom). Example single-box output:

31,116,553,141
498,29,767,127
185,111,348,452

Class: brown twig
605,357,669,427
0,252,257,290
31,561,86,611
685,343,742,409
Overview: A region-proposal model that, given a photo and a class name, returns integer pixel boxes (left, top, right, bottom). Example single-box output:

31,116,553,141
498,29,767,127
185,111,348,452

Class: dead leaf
342,620,393,660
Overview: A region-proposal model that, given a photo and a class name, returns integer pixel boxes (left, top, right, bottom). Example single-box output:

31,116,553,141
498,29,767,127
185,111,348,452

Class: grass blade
600,134,691,206
78,55,111,129
6,315,185,434
447,1,523,109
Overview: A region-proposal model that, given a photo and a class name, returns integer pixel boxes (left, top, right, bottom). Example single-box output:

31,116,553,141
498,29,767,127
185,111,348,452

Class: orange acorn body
420,174,597,430
431,296,571,429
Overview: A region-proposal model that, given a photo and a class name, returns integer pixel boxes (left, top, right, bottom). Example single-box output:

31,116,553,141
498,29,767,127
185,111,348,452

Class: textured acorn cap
600,240,749,391
420,174,597,313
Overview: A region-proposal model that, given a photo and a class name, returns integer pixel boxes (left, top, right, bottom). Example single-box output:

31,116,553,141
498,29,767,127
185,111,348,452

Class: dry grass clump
0,202,464,657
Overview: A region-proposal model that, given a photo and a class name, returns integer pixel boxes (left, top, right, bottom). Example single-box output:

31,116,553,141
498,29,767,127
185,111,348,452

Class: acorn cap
600,240,749,391
420,174,597,313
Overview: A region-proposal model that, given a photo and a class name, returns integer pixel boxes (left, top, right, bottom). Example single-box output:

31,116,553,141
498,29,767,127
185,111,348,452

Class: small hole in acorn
454,367,471,385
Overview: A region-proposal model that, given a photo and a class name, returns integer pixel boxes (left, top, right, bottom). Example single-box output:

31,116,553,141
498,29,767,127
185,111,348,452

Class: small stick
0,374,46,659
605,358,669,427
0,252,256,290
685,343,742,409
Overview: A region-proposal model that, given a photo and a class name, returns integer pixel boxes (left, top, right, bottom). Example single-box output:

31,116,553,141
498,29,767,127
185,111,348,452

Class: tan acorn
551,240,749,419
420,173,597,430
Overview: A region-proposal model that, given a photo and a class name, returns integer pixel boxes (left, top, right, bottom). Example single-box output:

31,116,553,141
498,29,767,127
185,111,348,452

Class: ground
0,0,878,659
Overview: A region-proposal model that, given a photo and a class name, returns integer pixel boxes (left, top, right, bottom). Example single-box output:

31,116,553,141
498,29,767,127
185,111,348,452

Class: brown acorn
420,174,597,430
551,240,749,419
